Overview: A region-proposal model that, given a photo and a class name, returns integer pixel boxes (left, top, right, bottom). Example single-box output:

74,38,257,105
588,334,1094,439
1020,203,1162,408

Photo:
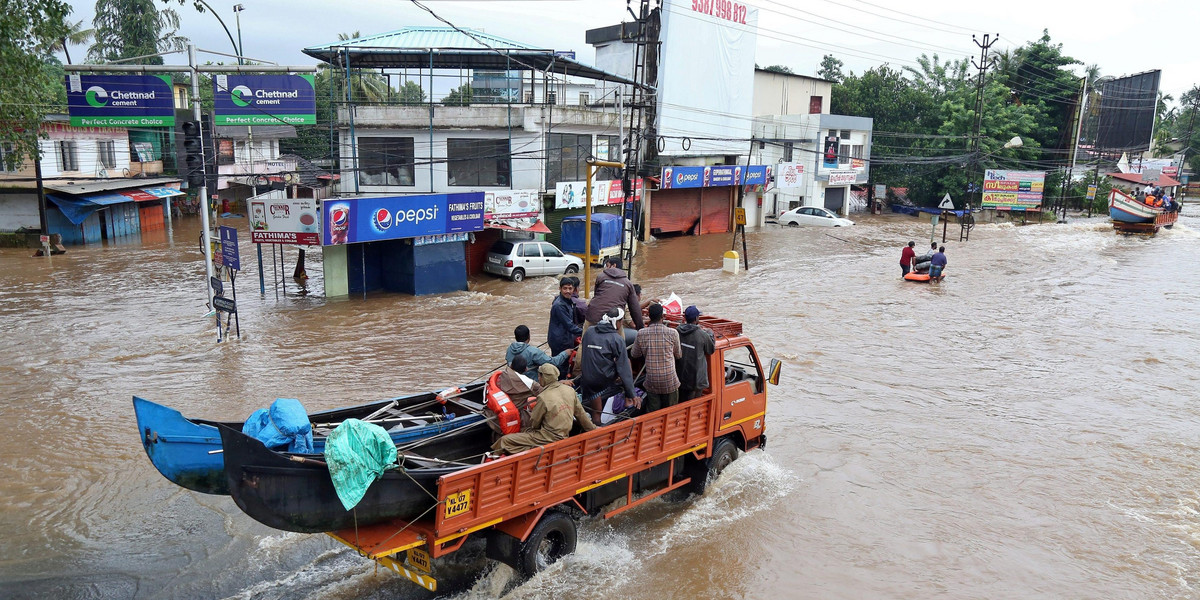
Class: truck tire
516,511,577,577
685,437,738,496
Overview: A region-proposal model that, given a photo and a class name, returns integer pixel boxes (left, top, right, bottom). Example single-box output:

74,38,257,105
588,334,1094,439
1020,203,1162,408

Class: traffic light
182,120,204,189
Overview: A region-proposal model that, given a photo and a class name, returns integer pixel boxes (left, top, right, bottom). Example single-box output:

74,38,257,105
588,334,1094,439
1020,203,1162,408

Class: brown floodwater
2,208,1199,599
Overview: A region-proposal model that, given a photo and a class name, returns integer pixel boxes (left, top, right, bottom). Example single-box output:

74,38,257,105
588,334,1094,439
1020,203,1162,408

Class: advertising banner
484,189,540,219
659,165,769,189
982,169,1045,210
777,162,805,188
65,74,175,127
251,197,321,245
213,74,316,126
323,192,484,246
822,136,840,169
554,179,644,209
827,169,858,186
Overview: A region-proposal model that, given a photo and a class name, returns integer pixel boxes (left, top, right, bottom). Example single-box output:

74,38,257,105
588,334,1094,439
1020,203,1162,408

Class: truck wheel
516,511,577,577
510,268,525,282
685,437,738,496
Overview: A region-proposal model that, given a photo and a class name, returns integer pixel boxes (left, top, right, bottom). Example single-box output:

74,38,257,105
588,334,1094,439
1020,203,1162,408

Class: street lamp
1003,136,1023,149
233,4,245,66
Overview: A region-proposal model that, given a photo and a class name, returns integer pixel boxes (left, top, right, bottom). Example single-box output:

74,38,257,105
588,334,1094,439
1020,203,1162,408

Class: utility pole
1182,95,1199,198
968,34,999,210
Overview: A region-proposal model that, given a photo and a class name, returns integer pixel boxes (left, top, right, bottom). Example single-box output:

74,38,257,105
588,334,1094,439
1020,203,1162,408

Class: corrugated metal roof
44,177,182,195
305,27,547,53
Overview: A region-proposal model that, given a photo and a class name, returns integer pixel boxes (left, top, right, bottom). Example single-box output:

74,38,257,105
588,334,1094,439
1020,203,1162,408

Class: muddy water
2,209,1200,599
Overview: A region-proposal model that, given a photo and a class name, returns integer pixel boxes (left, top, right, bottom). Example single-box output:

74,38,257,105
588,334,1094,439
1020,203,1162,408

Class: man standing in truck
579,307,637,425
631,303,682,412
676,305,715,400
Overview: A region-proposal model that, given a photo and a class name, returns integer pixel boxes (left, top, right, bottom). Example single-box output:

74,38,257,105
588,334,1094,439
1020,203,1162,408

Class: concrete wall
753,71,833,117
0,193,39,232
37,124,131,179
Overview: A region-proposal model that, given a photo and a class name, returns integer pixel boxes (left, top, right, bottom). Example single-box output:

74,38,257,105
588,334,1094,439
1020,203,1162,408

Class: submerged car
483,240,583,282
778,206,855,227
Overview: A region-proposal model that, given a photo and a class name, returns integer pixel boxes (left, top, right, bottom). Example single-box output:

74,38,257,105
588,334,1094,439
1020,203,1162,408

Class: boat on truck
1109,188,1179,235
217,315,780,591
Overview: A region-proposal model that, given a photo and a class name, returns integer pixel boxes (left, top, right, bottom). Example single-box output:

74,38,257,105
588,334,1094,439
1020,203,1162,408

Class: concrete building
752,113,874,219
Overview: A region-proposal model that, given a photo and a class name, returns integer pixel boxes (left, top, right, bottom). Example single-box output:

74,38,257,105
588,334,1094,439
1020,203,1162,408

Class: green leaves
0,0,72,169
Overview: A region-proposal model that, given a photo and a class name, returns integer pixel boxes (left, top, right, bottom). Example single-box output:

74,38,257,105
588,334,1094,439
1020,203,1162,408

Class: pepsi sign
322,193,484,246
659,165,769,189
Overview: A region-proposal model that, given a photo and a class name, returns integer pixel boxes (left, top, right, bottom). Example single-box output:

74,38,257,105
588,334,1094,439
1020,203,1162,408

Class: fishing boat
217,389,497,533
1109,189,1179,235
133,384,485,495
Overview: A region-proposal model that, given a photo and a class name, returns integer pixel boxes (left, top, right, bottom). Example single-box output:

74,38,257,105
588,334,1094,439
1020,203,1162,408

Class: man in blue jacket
506,325,571,380
547,278,583,356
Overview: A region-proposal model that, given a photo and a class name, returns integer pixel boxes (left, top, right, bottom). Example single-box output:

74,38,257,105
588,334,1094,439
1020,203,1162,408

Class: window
839,144,850,164
597,134,621,180
722,345,763,393
447,138,510,187
547,90,557,105
359,137,415,187
578,92,590,106
519,243,541,257
539,243,563,257
546,133,592,186
809,96,823,114
851,145,864,159
217,139,235,166
783,141,794,162
489,240,514,255
57,141,78,172
0,144,16,173
97,140,117,169
525,92,534,104
839,129,851,140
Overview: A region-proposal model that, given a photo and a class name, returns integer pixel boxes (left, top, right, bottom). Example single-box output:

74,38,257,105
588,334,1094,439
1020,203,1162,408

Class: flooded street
3,208,1200,599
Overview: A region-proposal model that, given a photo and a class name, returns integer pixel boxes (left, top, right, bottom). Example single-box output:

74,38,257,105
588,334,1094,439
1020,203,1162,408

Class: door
539,242,567,275
517,242,543,275
797,206,818,226
824,187,845,213
717,344,767,437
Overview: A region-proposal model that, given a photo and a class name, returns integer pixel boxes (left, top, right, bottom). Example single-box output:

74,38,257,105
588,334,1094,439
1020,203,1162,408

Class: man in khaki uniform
492,363,597,455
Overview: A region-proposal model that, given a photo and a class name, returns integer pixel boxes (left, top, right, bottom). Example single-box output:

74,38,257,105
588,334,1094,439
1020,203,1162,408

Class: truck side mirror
767,359,782,386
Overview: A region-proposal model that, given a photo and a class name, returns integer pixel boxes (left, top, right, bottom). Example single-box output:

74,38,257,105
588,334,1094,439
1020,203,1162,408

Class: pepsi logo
676,172,699,184
372,208,392,230
331,207,349,226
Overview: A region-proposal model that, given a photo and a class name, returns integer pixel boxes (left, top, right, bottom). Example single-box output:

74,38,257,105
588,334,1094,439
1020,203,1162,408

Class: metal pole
584,158,624,299
191,44,220,337
345,49,360,194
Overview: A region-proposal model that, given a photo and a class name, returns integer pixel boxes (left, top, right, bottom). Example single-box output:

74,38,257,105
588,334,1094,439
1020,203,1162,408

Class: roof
303,26,641,87
215,125,297,139
278,154,336,187
753,68,835,84
44,177,183,196
1107,172,1182,187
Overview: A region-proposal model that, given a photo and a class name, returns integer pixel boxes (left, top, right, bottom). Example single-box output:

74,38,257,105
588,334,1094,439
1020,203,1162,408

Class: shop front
321,192,484,297
649,165,769,237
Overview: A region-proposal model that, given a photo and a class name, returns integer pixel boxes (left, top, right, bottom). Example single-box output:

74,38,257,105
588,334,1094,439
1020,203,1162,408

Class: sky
60,0,1198,104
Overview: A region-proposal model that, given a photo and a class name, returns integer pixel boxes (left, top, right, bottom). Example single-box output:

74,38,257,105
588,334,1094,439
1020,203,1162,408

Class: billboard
213,75,316,125
982,170,1045,210
554,179,645,209
657,0,758,156
827,169,857,186
65,74,175,127
484,189,540,220
250,196,321,245
323,192,484,246
659,165,769,189
1096,70,1160,153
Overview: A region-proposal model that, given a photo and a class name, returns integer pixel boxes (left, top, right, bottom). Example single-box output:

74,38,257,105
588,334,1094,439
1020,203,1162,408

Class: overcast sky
61,0,1197,103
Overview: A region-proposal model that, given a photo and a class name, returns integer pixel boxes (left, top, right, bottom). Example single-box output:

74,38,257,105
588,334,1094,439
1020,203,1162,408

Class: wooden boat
1109,189,1179,235
218,389,497,533
133,384,485,495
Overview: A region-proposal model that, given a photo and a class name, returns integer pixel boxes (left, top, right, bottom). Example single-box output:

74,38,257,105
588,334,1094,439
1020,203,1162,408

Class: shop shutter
649,188,702,235
467,228,503,275
699,187,732,234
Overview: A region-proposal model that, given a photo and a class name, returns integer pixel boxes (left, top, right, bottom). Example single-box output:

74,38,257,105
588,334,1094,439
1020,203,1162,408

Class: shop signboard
982,169,1045,210
554,179,644,209
827,169,858,186
484,189,540,219
777,162,804,188
659,165,769,190
65,74,175,127
213,74,316,125
250,197,321,245
322,192,484,246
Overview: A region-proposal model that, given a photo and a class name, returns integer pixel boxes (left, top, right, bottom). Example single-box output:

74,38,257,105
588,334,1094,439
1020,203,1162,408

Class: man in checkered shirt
631,303,682,413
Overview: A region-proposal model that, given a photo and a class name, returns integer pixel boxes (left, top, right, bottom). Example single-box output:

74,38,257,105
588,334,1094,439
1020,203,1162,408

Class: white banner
484,189,540,219
827,169,858,186
776,162,805,188
250,195,320,245
554,179,644,209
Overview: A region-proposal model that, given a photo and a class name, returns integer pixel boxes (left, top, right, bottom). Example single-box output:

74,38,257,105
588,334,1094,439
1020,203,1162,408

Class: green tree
817,54,843,83
1002,30,1081,151
332,32,388,102
0,0,71,170
442,83,473,106
903,53,970,100
397,80,427,105
762,64,793,75
43,17,93,64
88,0,188,64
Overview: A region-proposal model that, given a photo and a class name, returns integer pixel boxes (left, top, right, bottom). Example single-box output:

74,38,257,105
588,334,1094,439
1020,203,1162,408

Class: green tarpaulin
323,419,397,511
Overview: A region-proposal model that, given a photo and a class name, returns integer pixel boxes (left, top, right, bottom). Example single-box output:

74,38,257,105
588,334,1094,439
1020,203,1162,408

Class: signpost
215,226,241,341
938,193,955,210
219,226,240,270
734,207,747,226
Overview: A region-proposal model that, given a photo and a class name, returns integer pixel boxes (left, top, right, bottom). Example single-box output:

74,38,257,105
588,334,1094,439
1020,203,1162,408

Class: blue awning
46,192,137,225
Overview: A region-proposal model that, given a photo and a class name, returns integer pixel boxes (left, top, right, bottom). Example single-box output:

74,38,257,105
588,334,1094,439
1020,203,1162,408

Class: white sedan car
778,206,855,227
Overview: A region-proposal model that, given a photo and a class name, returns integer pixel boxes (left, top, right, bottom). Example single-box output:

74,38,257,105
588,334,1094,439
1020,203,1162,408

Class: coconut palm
335,31,389,103
42,18,94,65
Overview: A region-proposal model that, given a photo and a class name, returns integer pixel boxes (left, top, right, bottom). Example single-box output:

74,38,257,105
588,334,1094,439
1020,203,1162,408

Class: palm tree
44,18,94,65
335,31,389,103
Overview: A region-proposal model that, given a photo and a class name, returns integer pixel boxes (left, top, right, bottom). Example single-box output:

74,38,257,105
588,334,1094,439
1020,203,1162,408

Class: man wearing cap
578,307,637,425
585,256,644,330
676,305,716,400
492,363,596,455
631,303,682,413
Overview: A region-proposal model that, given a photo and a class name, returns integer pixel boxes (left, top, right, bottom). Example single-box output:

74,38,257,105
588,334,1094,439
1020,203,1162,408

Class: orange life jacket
485,371,522,434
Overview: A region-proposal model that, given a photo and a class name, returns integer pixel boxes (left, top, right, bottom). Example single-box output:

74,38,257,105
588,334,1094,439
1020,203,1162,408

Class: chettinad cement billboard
65,74,175,127
213,74,316,125
657,0,758,157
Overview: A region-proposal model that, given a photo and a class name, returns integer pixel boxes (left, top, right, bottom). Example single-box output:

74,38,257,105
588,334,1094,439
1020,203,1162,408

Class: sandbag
242,398,314,454
323,419,398,511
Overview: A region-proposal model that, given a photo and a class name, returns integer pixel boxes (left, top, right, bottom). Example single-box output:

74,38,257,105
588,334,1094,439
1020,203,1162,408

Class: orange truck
327,315,779,591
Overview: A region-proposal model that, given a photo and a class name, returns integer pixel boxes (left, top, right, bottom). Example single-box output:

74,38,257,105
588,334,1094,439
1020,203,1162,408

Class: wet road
2,208,1199,599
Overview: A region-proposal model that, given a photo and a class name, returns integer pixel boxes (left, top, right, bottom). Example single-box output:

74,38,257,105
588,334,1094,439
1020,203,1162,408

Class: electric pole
968,33,999,210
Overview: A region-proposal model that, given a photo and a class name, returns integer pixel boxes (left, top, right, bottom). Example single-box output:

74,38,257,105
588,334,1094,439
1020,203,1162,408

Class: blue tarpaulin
46,193,132,225
242,398,315,453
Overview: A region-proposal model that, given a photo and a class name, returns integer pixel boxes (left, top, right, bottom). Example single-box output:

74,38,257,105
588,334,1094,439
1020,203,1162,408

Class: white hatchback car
778,206,855,228
483,240,583,282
